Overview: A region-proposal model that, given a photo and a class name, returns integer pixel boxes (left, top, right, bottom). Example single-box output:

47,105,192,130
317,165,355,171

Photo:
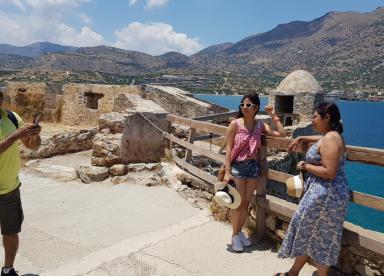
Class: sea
195,94,384,233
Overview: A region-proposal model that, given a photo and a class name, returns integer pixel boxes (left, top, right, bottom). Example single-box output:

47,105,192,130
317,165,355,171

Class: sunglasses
239,103,257,109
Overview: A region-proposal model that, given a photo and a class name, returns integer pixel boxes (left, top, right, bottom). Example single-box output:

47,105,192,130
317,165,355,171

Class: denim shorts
231,159,260,179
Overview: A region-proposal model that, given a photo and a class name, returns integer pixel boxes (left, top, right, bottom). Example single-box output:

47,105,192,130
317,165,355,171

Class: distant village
325,90,384,102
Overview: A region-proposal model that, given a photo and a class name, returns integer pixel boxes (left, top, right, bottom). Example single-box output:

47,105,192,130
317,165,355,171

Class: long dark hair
237,94,260,118
315,102,343,134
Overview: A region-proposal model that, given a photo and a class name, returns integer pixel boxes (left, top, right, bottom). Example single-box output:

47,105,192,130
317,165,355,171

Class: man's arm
0,125,41,153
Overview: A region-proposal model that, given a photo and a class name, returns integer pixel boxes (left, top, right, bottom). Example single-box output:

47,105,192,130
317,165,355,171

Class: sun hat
213,180,241,209
285,171,304,198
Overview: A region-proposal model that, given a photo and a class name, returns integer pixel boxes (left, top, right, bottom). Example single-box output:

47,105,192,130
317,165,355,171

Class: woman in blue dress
275,102,349,276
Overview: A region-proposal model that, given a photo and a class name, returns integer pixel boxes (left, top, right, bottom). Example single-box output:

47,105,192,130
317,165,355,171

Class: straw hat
285,172,304,198
213,181,241,209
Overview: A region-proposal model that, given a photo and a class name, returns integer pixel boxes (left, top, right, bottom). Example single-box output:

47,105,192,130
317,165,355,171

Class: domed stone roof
275,70,321,94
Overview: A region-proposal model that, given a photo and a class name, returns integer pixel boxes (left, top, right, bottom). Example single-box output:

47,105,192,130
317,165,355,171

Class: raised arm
263,104,286,137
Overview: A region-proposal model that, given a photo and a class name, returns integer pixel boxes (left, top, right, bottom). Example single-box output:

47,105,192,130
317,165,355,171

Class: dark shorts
231,159,260,179
0,187,23,235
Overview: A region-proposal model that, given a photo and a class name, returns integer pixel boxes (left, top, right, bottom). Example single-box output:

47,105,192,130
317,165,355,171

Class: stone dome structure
276,70,322,94
269,70,324,125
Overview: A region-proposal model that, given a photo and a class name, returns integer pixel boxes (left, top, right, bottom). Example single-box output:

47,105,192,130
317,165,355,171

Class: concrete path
1,165,316,276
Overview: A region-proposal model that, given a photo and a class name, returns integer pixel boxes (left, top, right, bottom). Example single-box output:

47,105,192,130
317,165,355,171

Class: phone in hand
33,113,41,125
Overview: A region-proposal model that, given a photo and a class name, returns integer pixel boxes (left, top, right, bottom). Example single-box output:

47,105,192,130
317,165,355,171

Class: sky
0,0,383,56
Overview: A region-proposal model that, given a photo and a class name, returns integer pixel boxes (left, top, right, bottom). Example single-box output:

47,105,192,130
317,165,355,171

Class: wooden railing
165,113,384,256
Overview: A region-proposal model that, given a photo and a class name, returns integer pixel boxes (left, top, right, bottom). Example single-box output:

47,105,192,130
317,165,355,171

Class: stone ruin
60,84,143,126
269,70,324,126
12,82,227,176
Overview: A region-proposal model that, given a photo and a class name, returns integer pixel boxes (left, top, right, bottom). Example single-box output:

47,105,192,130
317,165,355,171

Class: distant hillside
191,7,384,90
0,42,76,57
1,8,384,91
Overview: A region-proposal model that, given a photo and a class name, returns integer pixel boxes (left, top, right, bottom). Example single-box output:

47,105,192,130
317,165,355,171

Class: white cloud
57,25,103,46
129,0,138,6
114,22,203,55
79,12,92,26
145,0,168,9
0,2,104,47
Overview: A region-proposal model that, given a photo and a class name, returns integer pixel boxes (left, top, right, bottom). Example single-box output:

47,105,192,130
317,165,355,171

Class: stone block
110,164,128,176
92,131,123,167
121,111,168,163
99,112,128,133
77,165,110,184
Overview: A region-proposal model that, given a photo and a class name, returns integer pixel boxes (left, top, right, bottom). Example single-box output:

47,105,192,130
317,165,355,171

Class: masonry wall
3,82,47,120
144,85,227,118
61,84,142,126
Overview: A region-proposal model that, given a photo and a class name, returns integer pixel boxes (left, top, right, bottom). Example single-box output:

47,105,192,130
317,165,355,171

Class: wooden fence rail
165,113,384,255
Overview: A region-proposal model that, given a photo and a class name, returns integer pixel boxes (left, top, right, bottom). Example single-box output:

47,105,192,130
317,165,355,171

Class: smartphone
33,113,41,125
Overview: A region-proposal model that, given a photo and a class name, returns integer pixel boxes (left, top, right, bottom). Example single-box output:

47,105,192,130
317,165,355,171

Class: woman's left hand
297,161,306,171
265,104,275,116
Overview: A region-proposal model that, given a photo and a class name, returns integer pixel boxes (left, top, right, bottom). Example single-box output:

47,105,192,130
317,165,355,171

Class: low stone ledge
21,128,97,160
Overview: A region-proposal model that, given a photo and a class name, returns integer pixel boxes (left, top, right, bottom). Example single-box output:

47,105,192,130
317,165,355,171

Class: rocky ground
7,151,317,276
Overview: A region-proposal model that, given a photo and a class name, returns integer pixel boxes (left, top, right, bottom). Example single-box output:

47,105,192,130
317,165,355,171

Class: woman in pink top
224,94,286,252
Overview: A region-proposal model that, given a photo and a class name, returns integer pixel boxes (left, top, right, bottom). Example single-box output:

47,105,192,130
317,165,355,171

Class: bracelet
225,168,231,171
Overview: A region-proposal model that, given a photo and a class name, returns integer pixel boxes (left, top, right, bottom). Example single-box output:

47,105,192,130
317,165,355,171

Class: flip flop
273,273,289,276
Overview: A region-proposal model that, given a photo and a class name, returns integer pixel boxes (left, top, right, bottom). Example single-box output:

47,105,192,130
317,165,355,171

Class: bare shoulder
228,119,238,128
324,131,343,143
227,119,238,132
320,131,343,151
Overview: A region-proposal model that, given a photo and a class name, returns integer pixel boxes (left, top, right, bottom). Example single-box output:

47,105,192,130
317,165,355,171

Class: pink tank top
231,119,264,162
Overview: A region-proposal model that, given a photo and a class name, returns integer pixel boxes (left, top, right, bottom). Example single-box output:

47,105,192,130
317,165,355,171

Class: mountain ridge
1,8,384,92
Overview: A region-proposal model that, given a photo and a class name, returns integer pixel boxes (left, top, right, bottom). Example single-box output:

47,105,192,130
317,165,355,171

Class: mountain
190,7,384,90
158,52,190,68
0,42,76,57
1,8,384,91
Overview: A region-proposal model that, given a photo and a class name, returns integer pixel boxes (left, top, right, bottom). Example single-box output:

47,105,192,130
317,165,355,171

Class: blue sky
0,0,383,55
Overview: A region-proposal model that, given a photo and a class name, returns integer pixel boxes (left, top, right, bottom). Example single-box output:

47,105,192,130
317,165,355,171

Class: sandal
273,273,289,276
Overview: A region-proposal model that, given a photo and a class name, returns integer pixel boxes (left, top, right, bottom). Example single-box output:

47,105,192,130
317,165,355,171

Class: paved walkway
1,159,316,276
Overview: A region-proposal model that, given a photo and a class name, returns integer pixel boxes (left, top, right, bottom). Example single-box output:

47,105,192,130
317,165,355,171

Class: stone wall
3,81,47,120
144,85,227,117
20,128,97,159
61,84,142,126
269,92,324,122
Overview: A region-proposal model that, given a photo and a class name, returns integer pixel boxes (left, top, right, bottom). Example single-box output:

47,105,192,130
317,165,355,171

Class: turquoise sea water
196,94,384,233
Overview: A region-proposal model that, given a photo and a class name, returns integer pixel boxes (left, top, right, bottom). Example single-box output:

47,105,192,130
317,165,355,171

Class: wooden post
185,127,196,162
255,135,268,241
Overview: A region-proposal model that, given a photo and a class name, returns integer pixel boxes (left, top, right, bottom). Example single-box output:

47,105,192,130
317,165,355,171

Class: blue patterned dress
278,141,349,266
